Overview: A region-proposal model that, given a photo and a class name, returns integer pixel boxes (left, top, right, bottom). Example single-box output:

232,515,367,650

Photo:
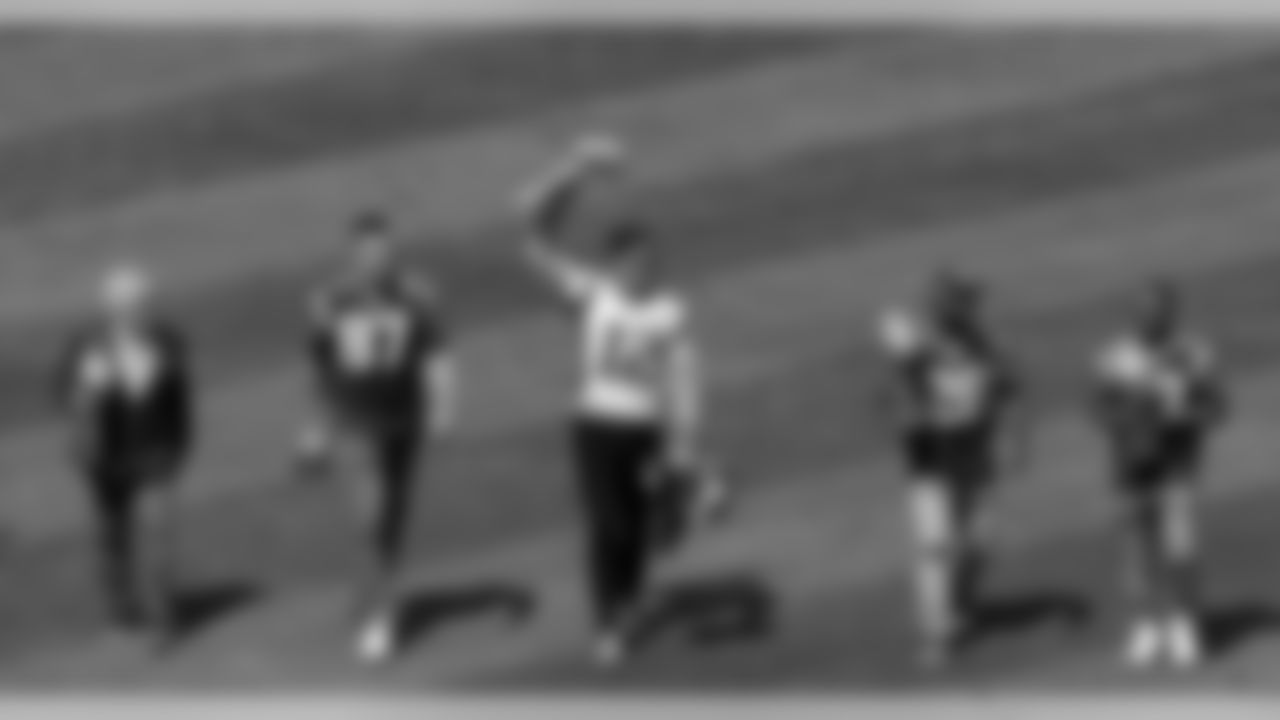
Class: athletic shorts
1113,425,1203,494
901,424,994,486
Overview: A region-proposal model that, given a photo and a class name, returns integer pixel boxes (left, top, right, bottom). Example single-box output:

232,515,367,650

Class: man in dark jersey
875,270,1024,668
1093,279,1226,670
57,264,195,650
298,211,455,665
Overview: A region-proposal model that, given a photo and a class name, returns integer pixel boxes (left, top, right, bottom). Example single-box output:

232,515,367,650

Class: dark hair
928,267,982,311
601,217,655,261
1138,275,1182,326
350,208,392,239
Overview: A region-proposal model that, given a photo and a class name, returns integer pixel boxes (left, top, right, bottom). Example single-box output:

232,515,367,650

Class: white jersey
1095,332,1216,423
567,273,688,422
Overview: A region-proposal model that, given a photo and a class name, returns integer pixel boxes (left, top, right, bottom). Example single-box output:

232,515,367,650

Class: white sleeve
524,237,606,303
1096,339,1147,386
876,308,924,359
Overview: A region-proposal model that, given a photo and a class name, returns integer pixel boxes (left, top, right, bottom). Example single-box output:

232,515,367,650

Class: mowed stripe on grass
0,31,431,139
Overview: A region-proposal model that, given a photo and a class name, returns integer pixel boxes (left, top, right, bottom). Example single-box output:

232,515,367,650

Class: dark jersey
308,270,443,434
1094,332,1223,463
58,318,193,470
877,307,1015,433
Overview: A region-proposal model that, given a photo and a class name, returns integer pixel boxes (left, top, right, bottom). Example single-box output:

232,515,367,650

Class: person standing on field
515,134,719,668
295,211,457,665
57,263,195,652
875,271,1024,669
1093,278,1226,671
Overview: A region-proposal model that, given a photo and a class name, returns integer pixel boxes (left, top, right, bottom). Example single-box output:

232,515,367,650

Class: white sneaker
1166,615,1203,670
355,615,397,666
1124,619,1162,670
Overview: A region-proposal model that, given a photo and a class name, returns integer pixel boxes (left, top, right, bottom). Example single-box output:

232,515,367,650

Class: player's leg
904,430,963,666
611,424,660,645
1157,462,1203,669
951,429,995,626
572,418,638,666
1117,464,1165,668
89,464,142,629
134,467,181,650
355,427,421,663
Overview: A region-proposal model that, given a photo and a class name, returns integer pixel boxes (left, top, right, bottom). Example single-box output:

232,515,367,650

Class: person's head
1134,276,1182,342
348,209,397,283
926,267,983,336
599,218,662,295
98,262,153,328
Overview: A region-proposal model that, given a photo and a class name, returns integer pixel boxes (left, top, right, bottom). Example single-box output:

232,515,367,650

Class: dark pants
328,411,423,565
84,448,182,631
572,415,663,632
360,425,421,570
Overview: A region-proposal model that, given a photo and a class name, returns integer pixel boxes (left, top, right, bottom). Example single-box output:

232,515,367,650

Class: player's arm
412,279,458,436
664,301,703,468
303,285,344,403
869,308,921,439
514,135,622,302
991,342,1033,474
1090,342,1139,440
1190,339,1229,431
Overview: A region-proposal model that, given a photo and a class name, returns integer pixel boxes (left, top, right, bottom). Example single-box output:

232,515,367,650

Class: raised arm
515,135,624,302
870,307,923,438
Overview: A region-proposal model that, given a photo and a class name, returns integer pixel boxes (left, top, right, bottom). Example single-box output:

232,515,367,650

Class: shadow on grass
639,572,776,649
1203,600,1280,658
399,581,535,649
170,580,261,646
967,587,1093,647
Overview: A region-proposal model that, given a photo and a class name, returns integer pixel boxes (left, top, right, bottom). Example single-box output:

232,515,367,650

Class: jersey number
600,325,661,385
82,342,161,398
336,310,410,374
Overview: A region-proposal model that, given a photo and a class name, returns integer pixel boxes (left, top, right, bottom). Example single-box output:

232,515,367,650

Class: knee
909,484,956,557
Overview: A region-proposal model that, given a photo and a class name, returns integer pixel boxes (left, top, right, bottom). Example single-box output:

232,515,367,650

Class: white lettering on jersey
80,334,162,400
580,281,686,421
1097,334,1214,420
876,307,998,428
929,349,993,426
334,305,412,375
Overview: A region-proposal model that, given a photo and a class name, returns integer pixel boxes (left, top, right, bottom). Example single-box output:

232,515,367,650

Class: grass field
0,27,1278,690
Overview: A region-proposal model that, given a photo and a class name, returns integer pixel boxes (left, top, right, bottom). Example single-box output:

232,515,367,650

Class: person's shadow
1202,600,1280,658
637,572,776,649
168,580,262,647
965,587,1092,648
397,581,535,649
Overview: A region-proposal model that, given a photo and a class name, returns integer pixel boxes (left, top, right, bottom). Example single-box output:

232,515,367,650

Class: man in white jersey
57,264,195,651
516,134,719,667
875,271,1023,669
1093,279,1226,671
